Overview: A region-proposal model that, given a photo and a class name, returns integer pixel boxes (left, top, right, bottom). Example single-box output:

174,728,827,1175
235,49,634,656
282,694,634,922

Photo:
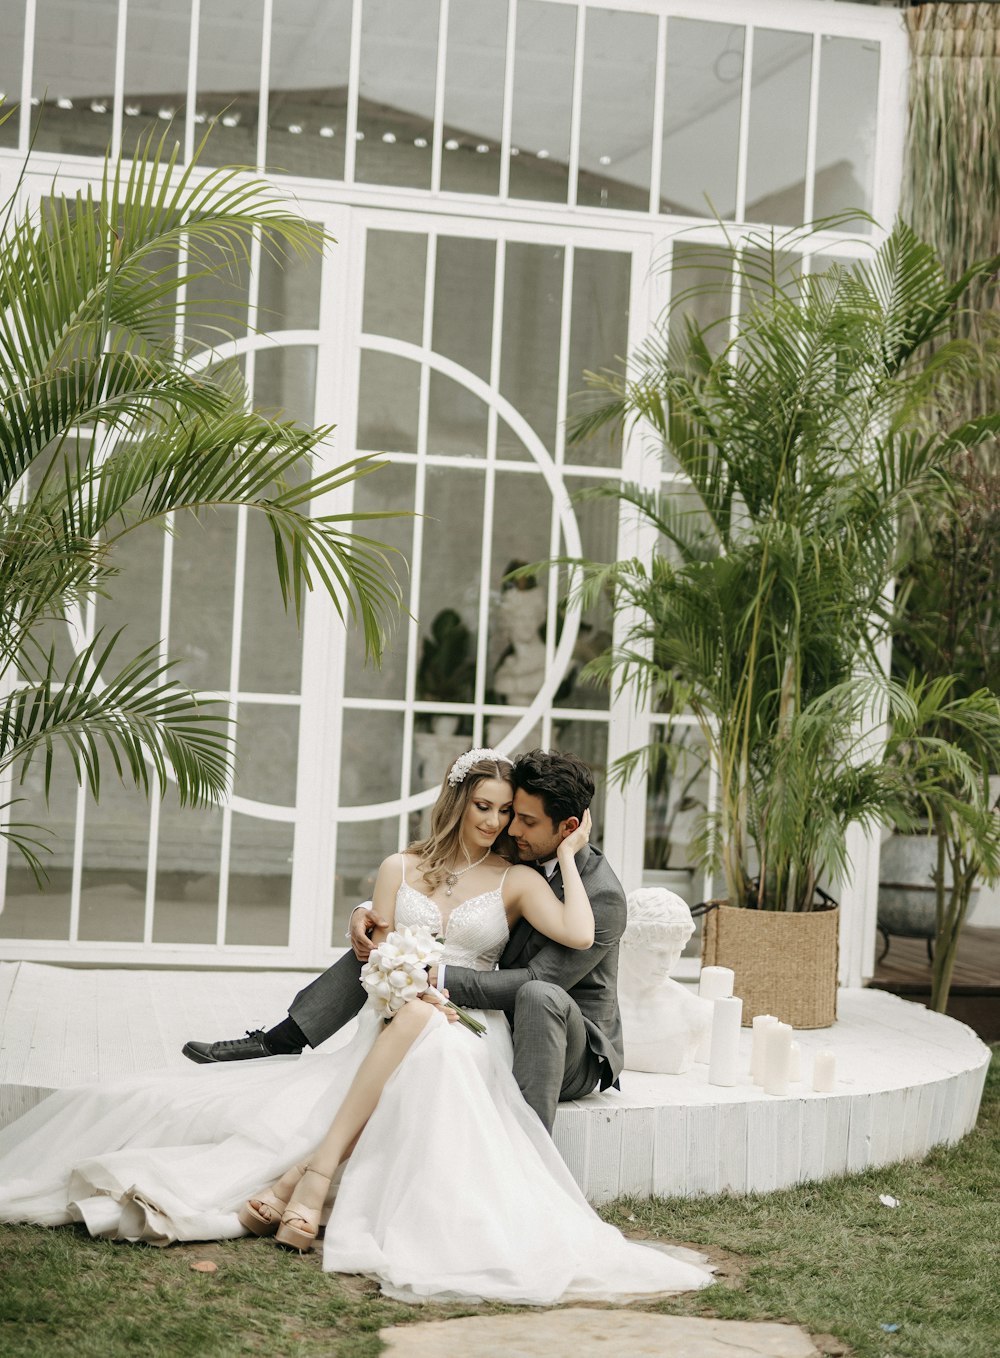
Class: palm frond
0,630,232,807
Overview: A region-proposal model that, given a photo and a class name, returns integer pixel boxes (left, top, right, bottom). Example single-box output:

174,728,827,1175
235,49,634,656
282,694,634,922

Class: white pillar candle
750,1014,778,1083
695,968,734,1063
762,1022,793,1096
812,1049,836,1093
788,1040,802,1083
708,995,743,1087
698,966,735,1000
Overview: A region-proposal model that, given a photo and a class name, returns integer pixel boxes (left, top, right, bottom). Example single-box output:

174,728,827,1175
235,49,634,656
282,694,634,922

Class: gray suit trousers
288,949,367,1048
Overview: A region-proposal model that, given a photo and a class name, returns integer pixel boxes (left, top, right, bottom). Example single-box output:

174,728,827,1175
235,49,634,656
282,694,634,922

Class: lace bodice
395,873,509,972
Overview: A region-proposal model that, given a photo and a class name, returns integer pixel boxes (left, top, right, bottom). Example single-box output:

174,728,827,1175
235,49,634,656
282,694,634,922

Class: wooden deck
870,925,1000,1042
0,963,992,1201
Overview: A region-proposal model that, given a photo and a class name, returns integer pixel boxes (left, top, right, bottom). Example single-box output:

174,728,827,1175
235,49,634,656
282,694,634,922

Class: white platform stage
0,962,990,1204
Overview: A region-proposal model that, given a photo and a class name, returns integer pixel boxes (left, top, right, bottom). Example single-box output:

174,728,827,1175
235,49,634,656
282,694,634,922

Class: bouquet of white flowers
360,925,486,1036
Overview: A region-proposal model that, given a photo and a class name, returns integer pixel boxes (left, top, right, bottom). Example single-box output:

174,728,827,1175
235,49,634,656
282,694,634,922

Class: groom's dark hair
512,749,594,825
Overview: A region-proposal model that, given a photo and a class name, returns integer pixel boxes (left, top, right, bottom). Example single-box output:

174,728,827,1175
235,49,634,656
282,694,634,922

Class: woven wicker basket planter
702,903,840,1029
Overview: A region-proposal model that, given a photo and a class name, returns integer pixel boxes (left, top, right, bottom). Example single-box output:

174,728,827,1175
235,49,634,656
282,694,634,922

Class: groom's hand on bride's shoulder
349,904,386,961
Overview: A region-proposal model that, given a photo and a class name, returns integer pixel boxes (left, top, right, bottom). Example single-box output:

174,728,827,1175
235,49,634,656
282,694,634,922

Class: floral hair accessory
447,747,513,786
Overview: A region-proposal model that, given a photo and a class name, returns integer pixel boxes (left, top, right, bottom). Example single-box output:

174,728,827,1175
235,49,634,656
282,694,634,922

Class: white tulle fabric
0,878,713,1305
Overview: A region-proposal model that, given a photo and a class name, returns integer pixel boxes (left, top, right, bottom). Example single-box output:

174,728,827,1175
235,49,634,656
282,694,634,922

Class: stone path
379,1310,822,1357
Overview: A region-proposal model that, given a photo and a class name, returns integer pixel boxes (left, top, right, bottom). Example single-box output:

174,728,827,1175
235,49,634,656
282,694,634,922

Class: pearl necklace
444,848,491,896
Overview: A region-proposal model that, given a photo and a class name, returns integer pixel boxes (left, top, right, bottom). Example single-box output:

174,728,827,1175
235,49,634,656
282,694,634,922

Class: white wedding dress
0,873,714,1305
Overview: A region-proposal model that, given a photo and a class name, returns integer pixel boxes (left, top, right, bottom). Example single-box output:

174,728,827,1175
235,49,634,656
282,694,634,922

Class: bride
0,750,714,1305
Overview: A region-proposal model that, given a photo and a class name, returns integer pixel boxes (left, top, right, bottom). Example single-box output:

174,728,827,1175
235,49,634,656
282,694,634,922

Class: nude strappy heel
274,1168,332,1252
238,1163,308,1236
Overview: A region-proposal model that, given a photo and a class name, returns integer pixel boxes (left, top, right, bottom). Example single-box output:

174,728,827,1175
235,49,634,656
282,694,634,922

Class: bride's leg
275,1000,437,1248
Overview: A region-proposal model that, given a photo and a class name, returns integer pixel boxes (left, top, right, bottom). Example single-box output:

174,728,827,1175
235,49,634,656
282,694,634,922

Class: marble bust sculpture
618,888,713,1075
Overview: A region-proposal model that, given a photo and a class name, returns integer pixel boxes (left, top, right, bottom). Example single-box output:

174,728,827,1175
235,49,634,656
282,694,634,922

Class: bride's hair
408,755,516,890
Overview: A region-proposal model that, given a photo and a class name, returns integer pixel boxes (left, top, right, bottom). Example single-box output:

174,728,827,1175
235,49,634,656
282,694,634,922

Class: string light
319,126,335,138
413,136,428,148
288,123,303,134
381,131,396,143
444,138,459,151
89,100,108,114
221,113,240,127
56,97,73,110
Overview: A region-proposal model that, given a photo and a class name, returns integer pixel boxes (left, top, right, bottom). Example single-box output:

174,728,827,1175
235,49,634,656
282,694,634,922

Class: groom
182,749,627,1134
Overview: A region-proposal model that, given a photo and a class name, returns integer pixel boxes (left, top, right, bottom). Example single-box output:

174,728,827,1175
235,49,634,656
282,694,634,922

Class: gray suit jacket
440,844,627,1090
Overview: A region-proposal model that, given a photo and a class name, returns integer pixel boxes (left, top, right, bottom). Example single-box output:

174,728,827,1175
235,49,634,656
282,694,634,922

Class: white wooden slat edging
619,1104,658,1199
587,1103,626,1205
652,1104,688,1199
798,1096,829,1186
845,1092,874,1175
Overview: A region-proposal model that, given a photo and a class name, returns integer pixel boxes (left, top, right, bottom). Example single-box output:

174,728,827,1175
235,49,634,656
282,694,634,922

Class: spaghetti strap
499,866,511,890
399,852,407,884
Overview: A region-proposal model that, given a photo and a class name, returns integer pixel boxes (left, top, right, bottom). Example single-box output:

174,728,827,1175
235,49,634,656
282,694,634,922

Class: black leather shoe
182,1029,275,1064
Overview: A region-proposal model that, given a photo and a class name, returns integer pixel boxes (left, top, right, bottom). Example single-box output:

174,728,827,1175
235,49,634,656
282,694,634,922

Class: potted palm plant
567,219,1000,1027
0,132,401,877
887,454,1000,1010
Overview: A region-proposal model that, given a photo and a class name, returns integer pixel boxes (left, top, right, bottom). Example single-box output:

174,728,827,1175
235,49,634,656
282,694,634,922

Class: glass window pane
644,721,711,923
78,784,148,942
0,777,76,941
362,231,427,343
488,470,550,710
195,0,263,168
428,235,496,458
0,1,26,149
266,0,352,181
252,344,316,425
661,19,743,219
357,352,420,454
669,241,736,354
121,0,191,162
508,0,576,204
432,237,495,381
30,0,118,157
499,242,564,454
419,466,485,701
566,247,631,469
239,520,304,696
258,235,323,332
440,0,508,197
94,517,168,664
333,815,399,942
344,461,416,702
168,509,237,690
814,35,879,228
339,709,404,807
234,704,299,805
555,476,616,713
356,0,439,190
577,8,657,212
427,374,489,458
153,800,221,944
745,29,812,226
226,814,292,946
412,722,469,797
184,234,251,353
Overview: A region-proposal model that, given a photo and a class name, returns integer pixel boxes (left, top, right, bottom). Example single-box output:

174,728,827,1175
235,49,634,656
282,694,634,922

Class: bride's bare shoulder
376,853,409,884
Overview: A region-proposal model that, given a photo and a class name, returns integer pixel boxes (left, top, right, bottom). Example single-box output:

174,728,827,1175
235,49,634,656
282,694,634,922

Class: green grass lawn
1,1047,997,1358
